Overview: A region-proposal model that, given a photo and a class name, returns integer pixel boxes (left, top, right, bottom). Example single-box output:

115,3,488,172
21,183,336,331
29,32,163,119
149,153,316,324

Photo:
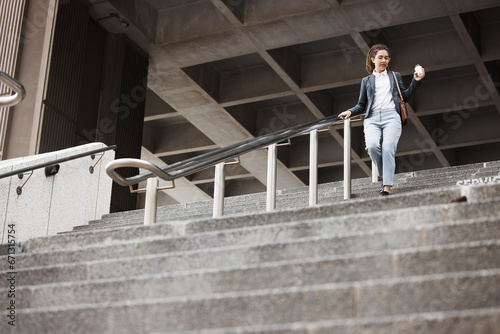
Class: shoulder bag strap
391,71,404,103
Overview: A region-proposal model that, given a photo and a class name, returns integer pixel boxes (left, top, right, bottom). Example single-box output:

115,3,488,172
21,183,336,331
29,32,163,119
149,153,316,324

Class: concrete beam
415,70,496,114
144,89,178,121
219,64,292,104
155,0,233,45
148,51,305,190
188,163,253,184
243,0,330,26
152,119,216,156
155,145,219,159
196,176,266,197
449,13,500,116
211,0,372,177
141,0,500,69
405,104,451,168
425,107,500,148
439,138,500,150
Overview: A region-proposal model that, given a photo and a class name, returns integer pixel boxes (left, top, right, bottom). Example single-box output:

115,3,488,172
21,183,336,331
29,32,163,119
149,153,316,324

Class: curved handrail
0,145,116,180
106,114,343,187
0,70,26,107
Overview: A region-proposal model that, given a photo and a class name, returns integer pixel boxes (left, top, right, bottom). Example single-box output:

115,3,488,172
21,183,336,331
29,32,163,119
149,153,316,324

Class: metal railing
106,114,372,225
0,145,117,181
0,70,26,108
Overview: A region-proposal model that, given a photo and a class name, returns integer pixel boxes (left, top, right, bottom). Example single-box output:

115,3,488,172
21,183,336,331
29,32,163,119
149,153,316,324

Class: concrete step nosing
89,174,478,221
9,217,499,272
93,161,499,219
12,198,500,260
2,268,499,316
4,238,499,291
33,187,466,250
3,217,499,283
9,197,500,264
87,184,470,228
6,215,500,271
85,181,498,228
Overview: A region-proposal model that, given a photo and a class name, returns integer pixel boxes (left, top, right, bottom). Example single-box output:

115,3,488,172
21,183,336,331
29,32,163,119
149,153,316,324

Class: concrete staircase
74,160,500,231
1,161,500,333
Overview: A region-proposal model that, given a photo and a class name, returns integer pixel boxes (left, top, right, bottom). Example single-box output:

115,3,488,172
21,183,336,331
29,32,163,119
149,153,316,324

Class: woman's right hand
339,110,352,120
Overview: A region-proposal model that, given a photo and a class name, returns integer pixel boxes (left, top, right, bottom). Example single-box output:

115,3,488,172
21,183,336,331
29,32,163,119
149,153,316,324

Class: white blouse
372,69,396,111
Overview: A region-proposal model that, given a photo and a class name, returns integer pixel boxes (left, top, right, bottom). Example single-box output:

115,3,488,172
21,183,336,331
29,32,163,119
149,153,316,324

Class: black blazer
349,71,421,119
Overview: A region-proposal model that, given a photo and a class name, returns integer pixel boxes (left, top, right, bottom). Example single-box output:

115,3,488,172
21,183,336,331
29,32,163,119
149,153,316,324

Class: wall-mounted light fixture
96,12,129,28
45,164,60,177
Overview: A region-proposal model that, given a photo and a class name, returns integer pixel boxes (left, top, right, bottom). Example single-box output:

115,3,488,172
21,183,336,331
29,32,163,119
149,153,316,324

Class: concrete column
0,0,26,160
4,0,59,159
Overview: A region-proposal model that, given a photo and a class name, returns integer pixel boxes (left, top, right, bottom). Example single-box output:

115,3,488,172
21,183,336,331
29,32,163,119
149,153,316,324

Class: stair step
78,178,477,231
3,269,499,333
72,185,466,232
83,161,490,224
4,240,498,310
4,217,499,287
166,308,500,334
12,194,498,265
79,174,491,230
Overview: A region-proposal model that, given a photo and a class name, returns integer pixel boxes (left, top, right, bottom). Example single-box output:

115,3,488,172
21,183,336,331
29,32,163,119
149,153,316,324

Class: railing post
267,143,277,211
344,119,351,200
309,129,318,206
144,177,159,225
372,160,378,182
213,162,225,218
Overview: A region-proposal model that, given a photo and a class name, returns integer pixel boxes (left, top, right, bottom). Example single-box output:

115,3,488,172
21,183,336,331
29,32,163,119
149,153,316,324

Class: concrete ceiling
90,0,500,204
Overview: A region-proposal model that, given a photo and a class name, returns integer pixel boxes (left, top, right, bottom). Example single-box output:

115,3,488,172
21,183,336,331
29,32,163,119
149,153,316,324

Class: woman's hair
366,44,391,74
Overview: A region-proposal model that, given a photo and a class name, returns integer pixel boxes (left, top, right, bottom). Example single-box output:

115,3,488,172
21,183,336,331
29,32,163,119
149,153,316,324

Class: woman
339,44,425,195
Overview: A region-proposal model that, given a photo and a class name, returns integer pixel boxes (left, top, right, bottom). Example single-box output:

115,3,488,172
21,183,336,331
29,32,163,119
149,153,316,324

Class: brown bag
392,71,408,126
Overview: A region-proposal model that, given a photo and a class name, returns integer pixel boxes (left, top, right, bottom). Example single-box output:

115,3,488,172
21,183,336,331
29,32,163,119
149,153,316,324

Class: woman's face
371,50,390,73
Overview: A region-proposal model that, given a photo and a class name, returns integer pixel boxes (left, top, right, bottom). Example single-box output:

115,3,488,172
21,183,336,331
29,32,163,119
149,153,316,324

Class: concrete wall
0,142,114,243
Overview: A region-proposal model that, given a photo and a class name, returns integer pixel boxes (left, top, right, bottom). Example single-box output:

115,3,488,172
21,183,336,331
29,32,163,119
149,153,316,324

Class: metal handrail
106,114,369,224
0,71,26,108
106,114,343,186
0,145,116,180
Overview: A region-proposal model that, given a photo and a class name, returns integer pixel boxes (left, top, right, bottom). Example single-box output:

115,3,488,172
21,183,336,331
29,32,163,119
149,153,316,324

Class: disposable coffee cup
415,64,423,77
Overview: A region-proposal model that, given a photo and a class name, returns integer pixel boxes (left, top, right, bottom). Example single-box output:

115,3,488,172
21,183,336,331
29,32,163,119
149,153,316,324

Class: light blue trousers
364,109,402,187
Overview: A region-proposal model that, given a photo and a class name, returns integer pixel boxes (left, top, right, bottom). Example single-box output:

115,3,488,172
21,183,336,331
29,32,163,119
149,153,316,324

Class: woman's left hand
414,67,425,81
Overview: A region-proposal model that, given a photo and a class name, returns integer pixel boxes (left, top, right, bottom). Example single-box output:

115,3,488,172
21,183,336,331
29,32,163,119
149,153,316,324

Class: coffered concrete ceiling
90,0,500,204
